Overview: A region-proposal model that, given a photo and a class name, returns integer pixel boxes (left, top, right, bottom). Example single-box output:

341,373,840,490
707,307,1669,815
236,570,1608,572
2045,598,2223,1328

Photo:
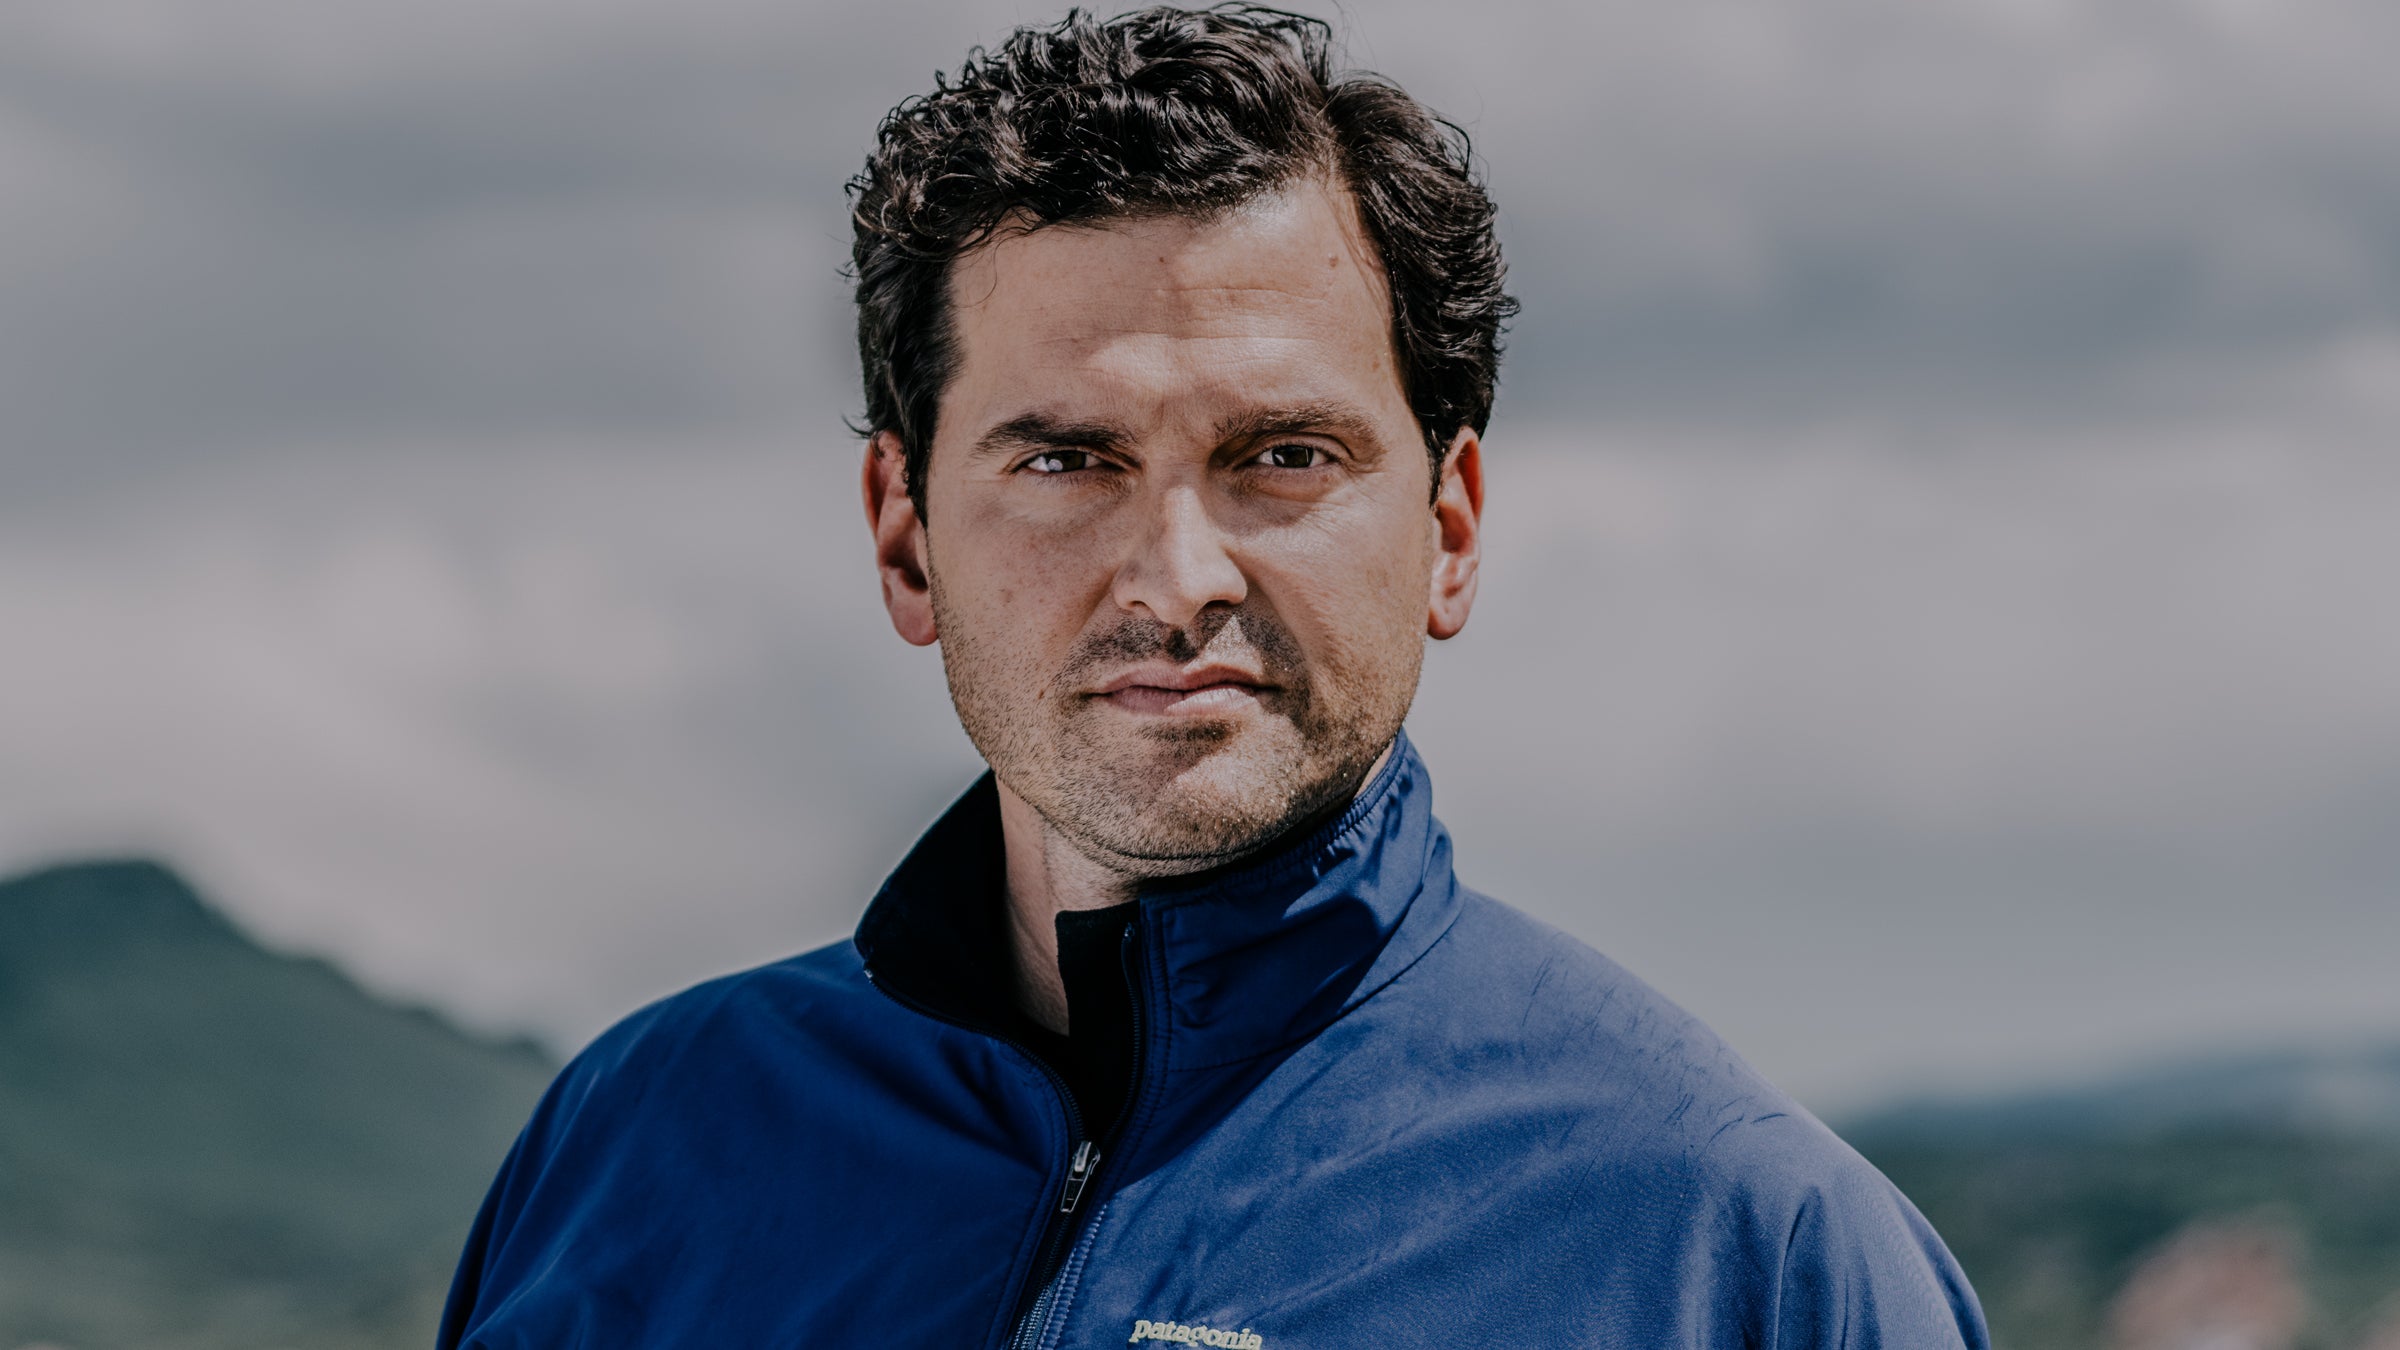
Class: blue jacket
440,735,1989,1348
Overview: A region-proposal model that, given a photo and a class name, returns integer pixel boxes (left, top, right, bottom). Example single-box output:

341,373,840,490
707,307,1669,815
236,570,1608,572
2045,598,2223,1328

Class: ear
1426,427,1483,641
862,431,939,646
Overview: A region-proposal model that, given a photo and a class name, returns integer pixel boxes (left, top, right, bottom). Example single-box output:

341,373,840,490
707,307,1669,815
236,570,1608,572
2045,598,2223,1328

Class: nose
1110,483,1247,629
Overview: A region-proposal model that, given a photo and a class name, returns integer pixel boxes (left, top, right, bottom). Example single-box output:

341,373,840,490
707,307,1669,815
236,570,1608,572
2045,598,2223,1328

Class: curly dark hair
848,4,1514,519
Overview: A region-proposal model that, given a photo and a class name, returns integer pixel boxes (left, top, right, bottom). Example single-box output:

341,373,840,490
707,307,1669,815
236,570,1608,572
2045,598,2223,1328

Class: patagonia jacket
439,733,1990,1349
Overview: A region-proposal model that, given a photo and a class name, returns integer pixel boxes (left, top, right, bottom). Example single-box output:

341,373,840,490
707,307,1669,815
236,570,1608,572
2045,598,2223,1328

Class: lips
1089,663,1277,715
1091,663,1272,696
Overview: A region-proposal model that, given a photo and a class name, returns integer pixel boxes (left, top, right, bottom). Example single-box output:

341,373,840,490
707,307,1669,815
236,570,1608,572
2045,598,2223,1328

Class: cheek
937,511,1117,660
1254,508,1432,673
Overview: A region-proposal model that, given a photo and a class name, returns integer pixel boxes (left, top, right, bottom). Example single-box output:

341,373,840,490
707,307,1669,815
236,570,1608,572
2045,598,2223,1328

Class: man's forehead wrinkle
1003,309,1372,374
1150,281,1371,320
1045,328,1373,392
997,280,1360,335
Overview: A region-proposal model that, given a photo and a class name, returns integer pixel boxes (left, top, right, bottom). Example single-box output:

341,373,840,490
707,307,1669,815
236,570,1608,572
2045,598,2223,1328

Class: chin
1066,732,1331,865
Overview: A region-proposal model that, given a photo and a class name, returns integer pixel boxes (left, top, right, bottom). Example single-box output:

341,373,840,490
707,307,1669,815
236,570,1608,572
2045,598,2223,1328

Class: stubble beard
931,579,1421,877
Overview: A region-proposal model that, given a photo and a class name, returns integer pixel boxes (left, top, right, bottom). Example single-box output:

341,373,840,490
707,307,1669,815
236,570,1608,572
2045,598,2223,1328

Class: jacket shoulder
564,938,867,1076
1411,893,1990,1347
437,938,878,1346
499,937,891,1173
1431,892,1911,1197
1431,891,1794,1146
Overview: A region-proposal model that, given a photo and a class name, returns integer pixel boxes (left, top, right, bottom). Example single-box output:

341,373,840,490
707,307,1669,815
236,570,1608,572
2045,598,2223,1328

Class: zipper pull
1058,1139,1101,1215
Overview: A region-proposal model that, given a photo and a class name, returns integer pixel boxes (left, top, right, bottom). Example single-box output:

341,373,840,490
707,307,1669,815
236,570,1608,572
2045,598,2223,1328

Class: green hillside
6,854,2394,1350
1849,1052,2400,1350
0,860,555,1350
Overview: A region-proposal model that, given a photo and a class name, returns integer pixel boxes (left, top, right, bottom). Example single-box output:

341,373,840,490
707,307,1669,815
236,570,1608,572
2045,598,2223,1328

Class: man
440,8,1990,1348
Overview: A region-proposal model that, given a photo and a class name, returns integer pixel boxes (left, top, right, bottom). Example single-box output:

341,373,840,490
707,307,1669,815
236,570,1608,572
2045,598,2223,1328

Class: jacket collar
853,730,1462,1071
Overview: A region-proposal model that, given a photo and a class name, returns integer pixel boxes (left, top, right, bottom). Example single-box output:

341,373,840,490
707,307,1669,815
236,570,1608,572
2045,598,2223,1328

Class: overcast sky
4,0,2396,1112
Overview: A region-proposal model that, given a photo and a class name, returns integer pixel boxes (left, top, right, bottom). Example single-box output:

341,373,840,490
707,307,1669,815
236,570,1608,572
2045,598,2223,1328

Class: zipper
1004,1136,1096,1350
858,969,1093,1347
1058,1139,1100,1214
1004,1110,1100,1347
1013,1196,1109,1350
866,912,1154,1350
1009,918,1153,1350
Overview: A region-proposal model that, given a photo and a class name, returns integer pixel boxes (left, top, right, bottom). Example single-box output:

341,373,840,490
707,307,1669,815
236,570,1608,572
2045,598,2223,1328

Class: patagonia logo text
1128,1318,1263,1348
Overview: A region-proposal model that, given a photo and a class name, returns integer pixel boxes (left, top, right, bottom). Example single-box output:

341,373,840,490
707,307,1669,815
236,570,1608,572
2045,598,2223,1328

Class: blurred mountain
7,854,2396,1350
1849,1049,2400,1350
0,859,555,1350
1855,1047,2400,1144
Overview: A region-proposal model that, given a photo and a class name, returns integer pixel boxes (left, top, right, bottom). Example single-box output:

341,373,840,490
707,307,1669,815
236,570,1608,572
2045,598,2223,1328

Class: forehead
938,178,1407,440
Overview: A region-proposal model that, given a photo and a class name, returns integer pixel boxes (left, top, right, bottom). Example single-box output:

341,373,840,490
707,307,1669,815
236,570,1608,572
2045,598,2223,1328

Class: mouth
1088,663,1278,717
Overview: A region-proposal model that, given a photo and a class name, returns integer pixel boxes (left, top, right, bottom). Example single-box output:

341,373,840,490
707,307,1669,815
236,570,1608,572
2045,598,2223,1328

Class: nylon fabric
439,732,1990,1348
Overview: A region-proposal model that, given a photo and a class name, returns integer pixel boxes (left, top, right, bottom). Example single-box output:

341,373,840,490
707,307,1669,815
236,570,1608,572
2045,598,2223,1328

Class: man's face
866,177,1482,871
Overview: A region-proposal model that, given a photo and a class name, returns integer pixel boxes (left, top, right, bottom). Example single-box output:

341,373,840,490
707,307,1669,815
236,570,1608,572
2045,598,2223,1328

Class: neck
994,783,1141,1034
994,743,1394,1035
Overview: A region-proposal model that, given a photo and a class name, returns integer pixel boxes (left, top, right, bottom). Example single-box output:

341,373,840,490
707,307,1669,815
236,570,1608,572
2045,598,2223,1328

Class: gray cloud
13,0,2400,474
1438,0,2400,421
4,0,2397,1108
1415,410,2400,1105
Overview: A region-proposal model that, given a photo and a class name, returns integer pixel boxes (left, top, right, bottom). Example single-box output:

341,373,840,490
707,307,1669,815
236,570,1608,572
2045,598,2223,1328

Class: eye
1022,449,1096,474
1258,442,1330,469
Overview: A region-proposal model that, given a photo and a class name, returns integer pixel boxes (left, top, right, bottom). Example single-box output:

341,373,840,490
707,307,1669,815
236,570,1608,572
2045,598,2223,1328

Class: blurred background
3,0,2396,1346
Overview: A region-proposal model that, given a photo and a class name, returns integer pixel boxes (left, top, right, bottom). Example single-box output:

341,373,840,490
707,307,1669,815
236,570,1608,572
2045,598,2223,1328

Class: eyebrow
967,401,1390,463
1211,402,1388,456
970,413,1137,462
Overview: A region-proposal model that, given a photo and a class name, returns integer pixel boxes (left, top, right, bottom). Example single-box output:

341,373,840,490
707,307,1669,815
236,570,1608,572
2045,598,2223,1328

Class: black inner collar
1012,902,1142,1143
858,750,1405,1145
856,776,1142,1142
